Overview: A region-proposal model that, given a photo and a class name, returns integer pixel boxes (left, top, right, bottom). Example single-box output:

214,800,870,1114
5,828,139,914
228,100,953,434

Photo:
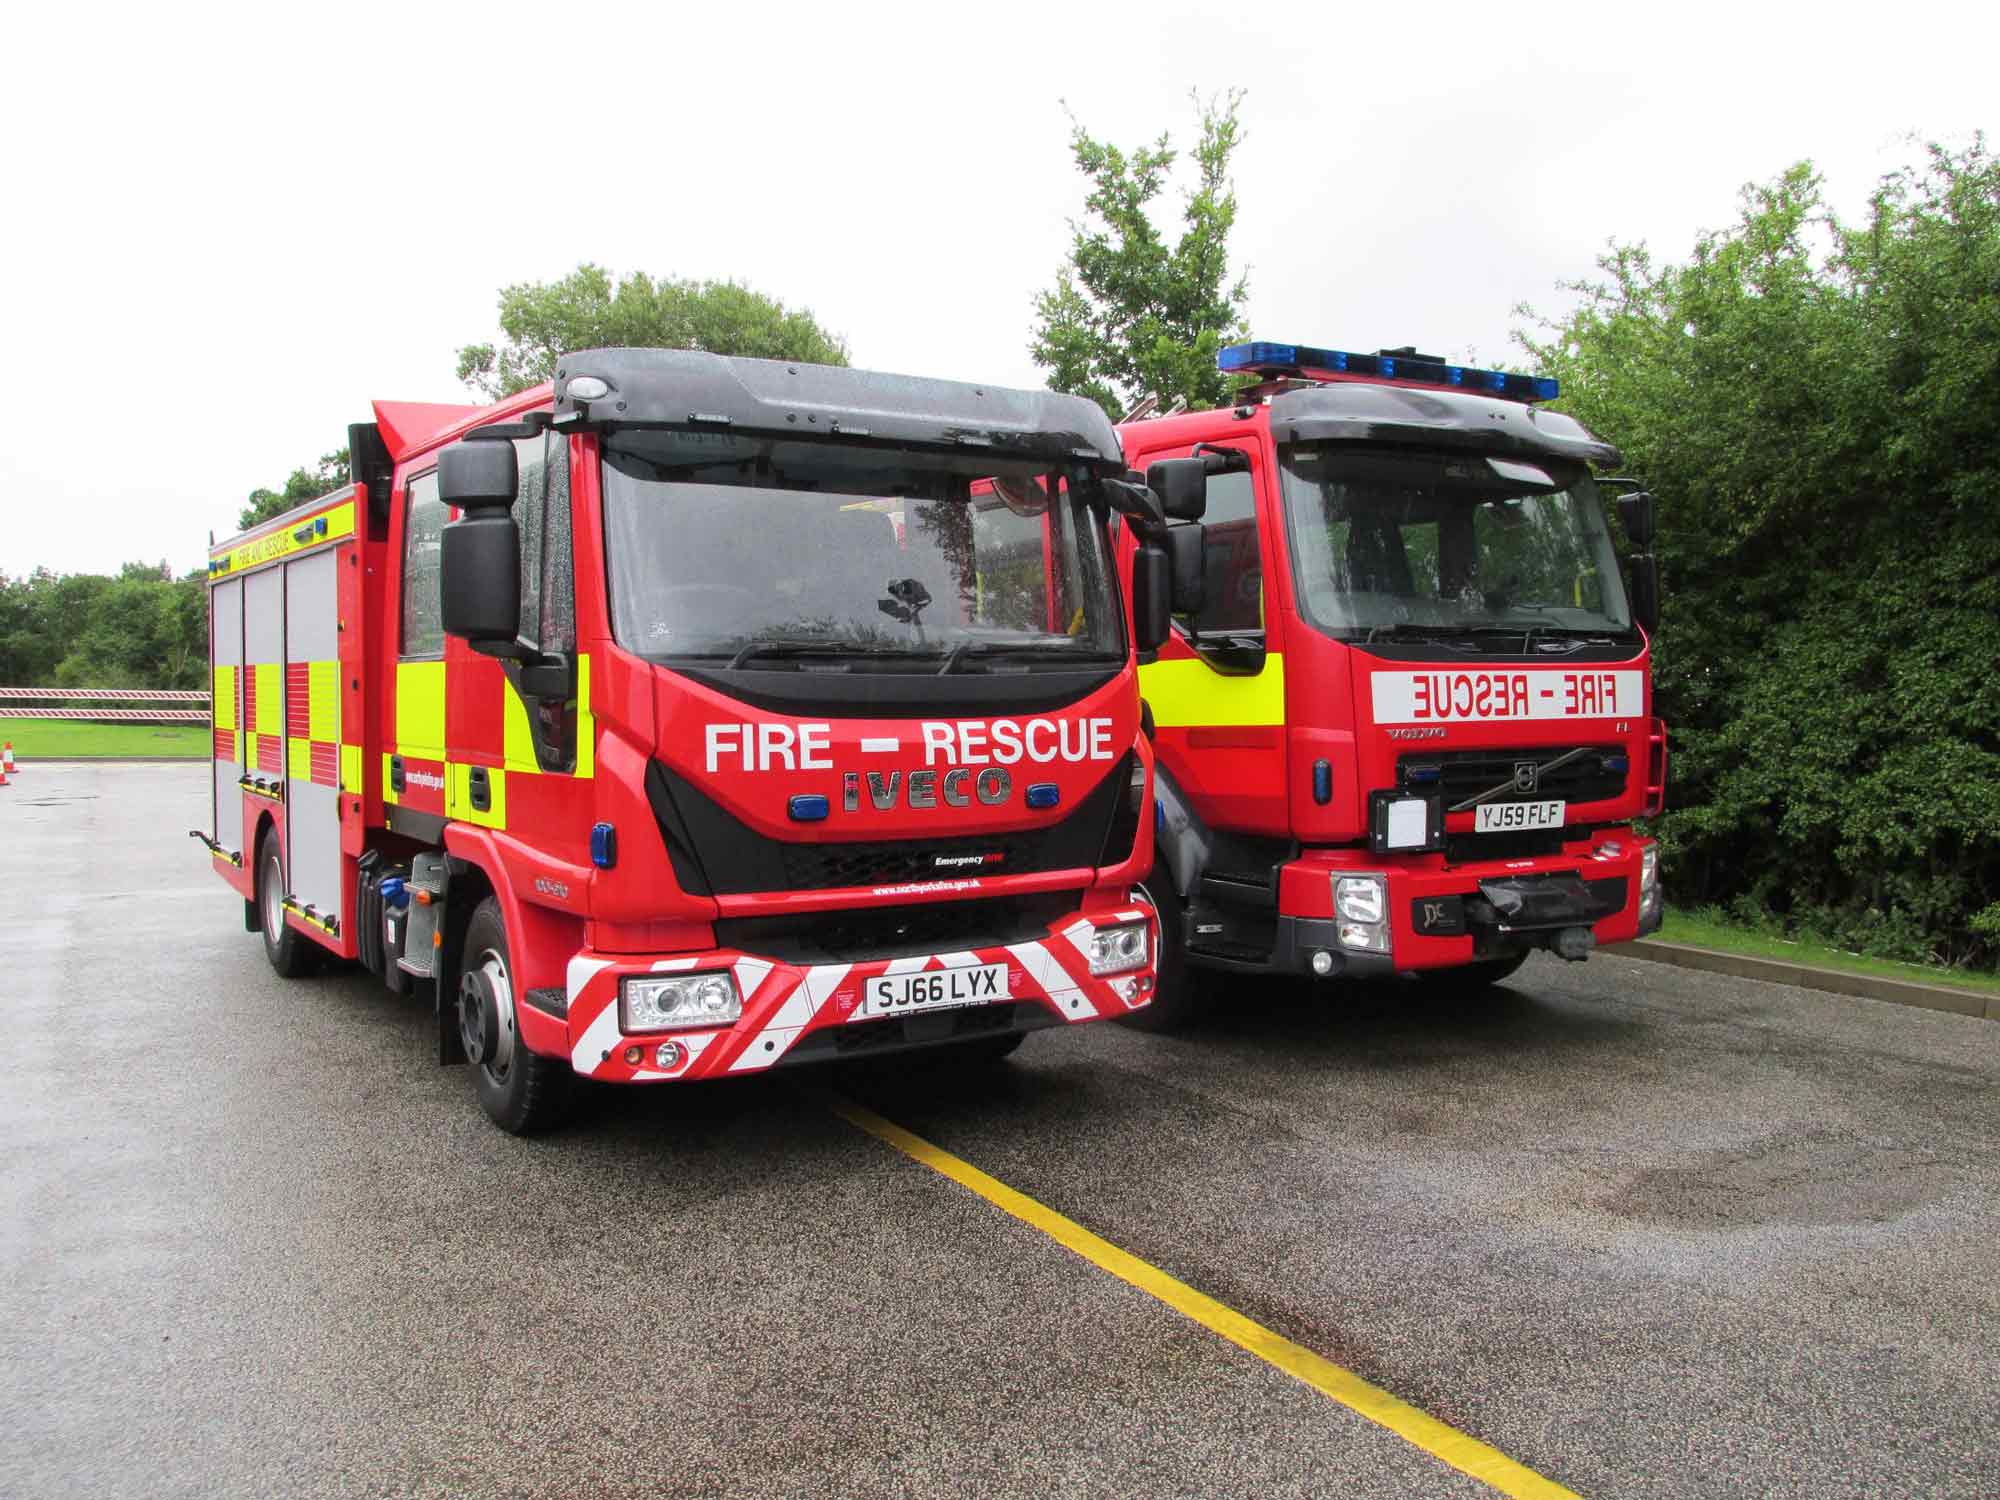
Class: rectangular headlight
1334,875,1386,925
620,971,742,1032
1640,845,1659,893
1088,921,1150,976
1338,920,1390,954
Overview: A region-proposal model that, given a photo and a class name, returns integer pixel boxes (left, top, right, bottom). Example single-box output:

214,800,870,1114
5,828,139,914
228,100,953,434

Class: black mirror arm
1192,443,1251,475
1100,476,1169,543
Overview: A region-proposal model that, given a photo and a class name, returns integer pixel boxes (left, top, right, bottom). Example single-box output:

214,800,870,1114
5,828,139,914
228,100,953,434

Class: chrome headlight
1333,874,1391,954
1334,875,1386,925
1087,922,1150,976
620,971,742,1032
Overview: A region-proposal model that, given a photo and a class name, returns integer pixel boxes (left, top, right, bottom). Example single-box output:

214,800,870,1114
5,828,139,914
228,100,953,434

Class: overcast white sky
2,1,1992,576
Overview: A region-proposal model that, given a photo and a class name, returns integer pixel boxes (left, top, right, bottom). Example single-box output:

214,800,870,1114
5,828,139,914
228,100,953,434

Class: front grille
715,892,1076,963
1402,745,1628,808
648,755,1126,896
777,829,1050,890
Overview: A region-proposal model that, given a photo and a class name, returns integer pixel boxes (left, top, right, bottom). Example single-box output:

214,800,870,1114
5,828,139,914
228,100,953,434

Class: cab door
1134,435,1289,836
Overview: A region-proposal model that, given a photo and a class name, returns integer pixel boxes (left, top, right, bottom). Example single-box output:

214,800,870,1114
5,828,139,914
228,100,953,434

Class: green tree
239,448,351,532
454,264,850,400
1517,139,2000,967
1030,91,1251,421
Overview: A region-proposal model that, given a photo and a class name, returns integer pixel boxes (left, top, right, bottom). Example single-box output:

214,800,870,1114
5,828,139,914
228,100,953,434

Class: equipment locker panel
284,549,344,923
210,577,244,852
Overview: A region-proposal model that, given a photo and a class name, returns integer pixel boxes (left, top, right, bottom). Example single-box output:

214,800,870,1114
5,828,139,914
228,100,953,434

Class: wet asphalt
2,763,1996,1499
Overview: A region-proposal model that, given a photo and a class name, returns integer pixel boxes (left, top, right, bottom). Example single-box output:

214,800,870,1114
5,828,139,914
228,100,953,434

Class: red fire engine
197,350,1180,1131
1114,341,1666,1026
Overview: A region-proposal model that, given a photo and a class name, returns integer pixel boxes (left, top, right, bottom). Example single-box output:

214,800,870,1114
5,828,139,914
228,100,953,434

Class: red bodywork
207,385,1158,1083
1114,397,1663,975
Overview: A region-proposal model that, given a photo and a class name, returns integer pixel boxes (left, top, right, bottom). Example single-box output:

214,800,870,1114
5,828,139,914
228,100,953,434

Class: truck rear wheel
462,898,573,1135
1117,875,1199,1033
256,830,315,979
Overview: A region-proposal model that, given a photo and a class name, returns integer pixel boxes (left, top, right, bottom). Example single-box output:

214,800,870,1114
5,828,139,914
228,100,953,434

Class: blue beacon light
1217,341,1558,402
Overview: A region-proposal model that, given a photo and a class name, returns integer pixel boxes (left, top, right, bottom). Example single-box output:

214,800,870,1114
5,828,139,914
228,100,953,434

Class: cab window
1175,468,1263,638
399,471,445,658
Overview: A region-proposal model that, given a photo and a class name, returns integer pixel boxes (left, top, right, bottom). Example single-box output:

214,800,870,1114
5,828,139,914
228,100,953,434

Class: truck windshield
1278,447,1635,642
600,432,1124,667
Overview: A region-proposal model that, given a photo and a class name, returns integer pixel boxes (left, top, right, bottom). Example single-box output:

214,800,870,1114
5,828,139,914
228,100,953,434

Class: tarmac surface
3,762,1997,1498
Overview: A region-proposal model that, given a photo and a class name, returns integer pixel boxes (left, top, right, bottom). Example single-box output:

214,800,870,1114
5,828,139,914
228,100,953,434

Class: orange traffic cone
1,742,14,776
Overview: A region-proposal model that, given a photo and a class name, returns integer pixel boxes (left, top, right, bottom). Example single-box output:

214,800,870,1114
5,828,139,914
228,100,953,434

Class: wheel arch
442,826,582,1060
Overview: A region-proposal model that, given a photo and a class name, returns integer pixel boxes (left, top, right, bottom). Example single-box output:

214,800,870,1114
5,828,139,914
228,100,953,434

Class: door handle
468,766,491,813
389,755,405,793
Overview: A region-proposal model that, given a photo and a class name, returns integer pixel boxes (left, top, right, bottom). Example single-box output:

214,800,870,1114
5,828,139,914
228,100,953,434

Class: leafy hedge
1522,142,2000,967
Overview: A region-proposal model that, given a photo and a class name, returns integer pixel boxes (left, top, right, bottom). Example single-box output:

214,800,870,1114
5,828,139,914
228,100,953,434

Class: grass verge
0,717,210,759
1657,906,2000,999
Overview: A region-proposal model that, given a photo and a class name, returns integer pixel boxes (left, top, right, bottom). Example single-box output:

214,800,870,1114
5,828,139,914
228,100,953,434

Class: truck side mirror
440,440,517,509
1616,490,1656,548
442,512,522,648
1147,458,1208,522
1130,543,1171,654
1629,554,1659,636
1167,524,1206,616
439,440,522,653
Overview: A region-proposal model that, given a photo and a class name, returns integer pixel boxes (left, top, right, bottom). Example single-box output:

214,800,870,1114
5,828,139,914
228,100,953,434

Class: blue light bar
1218,341,1558,402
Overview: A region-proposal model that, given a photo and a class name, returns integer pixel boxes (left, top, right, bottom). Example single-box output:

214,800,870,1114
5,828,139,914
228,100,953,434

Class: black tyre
461,898,573,1135
256,831,315,979
1117,873,1200,1033
1415,951,1529,994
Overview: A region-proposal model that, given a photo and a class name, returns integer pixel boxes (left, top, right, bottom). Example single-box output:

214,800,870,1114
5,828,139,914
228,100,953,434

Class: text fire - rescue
1371,670,1643,726
704,717,1116,773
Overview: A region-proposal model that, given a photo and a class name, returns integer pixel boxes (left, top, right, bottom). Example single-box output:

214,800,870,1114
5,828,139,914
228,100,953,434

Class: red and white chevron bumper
561,905,1157,1083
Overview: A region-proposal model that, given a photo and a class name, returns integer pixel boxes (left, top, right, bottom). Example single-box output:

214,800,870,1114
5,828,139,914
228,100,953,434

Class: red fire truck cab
1115,341,1666,1026
199,350,1180,1131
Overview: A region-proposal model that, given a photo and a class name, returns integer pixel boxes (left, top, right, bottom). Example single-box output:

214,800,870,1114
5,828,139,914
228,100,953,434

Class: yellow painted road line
826,1097,1579,1500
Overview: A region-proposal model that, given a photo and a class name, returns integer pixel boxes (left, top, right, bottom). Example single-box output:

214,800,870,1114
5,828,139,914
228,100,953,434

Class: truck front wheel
462,898,573,1135
1117,875,1199,1033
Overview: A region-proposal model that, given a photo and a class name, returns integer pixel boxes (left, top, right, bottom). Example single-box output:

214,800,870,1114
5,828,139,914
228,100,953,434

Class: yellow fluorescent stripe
209,498,357,575
307,659,339,743
340,744,361,795
1140,653,1286,728
395,660,446,761
287,735,311,781
502,678,538,774
212,665,236,731
380,751,399,806
574,653,595,780
254,662,282,736
444,762,508,830
827,1099,1578,1500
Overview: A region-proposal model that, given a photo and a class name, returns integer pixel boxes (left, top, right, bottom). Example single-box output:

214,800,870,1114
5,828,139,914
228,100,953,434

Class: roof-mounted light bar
1218,341,1559,403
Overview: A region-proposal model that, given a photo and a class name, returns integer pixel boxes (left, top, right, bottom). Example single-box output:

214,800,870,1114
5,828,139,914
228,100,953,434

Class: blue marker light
1025,783,1061,810
1403,763,1442,785
1217,341,1559,402
788,794,830,822
1602,753,1630,774
590,822,618,868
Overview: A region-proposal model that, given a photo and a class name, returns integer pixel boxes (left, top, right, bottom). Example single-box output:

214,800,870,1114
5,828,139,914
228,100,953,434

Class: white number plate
1475,799,1566,833
862,963,1009,1017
